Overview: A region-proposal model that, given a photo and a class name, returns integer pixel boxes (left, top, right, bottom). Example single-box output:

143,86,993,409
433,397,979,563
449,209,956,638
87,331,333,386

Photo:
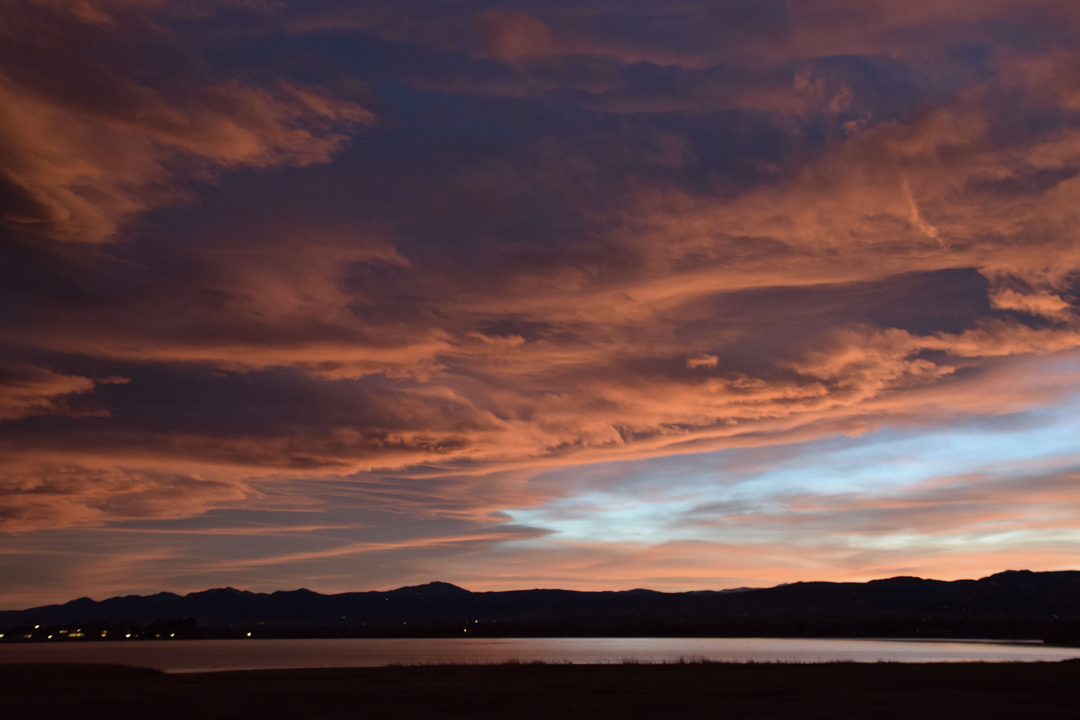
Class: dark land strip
5,571,1080,644
4,661,1079,719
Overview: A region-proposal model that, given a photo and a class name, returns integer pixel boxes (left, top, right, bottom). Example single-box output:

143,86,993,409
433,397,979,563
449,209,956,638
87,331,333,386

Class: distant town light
247,632,252,637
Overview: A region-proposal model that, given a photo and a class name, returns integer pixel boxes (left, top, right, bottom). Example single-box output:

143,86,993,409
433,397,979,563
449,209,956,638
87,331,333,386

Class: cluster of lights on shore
0,625,181,641
2,617,492,640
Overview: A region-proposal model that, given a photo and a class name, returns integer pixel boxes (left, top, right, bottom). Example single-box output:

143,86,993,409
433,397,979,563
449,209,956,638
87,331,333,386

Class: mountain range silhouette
3,570,1078,642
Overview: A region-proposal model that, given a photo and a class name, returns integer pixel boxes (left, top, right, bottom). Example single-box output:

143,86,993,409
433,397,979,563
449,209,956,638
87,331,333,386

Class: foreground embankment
5,661,1079,719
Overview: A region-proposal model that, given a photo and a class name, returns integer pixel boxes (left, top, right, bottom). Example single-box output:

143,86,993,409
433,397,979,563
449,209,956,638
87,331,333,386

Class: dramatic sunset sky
3,0,1080,608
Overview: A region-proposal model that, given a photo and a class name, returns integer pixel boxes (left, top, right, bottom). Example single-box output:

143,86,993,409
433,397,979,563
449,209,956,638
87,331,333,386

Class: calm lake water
1,637,1077,673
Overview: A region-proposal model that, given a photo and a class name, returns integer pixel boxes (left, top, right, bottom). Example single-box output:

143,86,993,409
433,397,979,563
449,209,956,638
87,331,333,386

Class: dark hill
2,570,1078,642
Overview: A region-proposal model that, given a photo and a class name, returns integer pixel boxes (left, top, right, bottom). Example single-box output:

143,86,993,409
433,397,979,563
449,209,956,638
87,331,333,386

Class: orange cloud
0,365,127,421
0,462,248,531
477,9,560,62
6,0,1080,604
0,0,372,242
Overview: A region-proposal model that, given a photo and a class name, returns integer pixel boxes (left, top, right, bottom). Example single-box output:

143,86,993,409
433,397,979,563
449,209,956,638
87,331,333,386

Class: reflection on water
0,637,1076,673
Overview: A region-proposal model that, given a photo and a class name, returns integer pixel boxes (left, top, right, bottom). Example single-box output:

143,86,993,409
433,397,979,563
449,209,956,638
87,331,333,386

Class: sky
2,0,1080,609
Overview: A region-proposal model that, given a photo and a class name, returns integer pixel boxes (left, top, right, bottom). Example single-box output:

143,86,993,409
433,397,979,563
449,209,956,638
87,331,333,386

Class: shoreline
7,660,1080,719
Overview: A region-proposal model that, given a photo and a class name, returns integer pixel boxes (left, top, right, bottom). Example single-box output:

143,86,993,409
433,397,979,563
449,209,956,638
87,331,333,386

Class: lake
1,637,1077,673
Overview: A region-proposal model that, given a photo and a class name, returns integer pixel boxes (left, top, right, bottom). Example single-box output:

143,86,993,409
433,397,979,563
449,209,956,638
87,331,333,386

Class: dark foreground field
4,661,1079,719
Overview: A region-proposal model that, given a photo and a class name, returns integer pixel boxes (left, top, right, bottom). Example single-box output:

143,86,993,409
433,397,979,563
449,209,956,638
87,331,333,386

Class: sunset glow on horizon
3,0,1080,608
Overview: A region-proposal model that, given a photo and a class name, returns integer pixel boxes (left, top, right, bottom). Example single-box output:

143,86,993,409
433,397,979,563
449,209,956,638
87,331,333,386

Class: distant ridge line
2,570,1079,643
